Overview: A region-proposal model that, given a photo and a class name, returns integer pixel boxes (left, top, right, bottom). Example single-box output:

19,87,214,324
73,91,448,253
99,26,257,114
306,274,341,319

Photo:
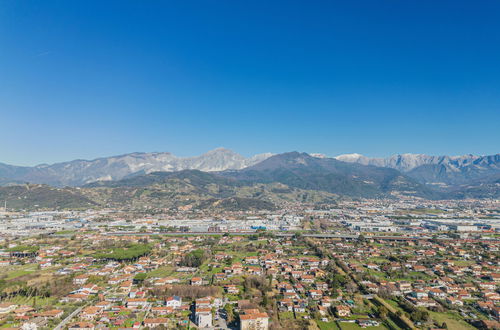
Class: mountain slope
84,169,339,210
223,152,440,198
0,184,98,210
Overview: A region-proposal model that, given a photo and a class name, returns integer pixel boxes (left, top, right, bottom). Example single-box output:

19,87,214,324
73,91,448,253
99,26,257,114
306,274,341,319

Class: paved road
54,288,114,330
54,305,85,330
214,309,229,330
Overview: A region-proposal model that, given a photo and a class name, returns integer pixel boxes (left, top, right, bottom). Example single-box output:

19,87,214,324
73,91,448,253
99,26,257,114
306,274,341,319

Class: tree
134,273,147,283
378,306,388,319
179,249,208,267
261,294,269,307
224,304,234,323
328,274,347,289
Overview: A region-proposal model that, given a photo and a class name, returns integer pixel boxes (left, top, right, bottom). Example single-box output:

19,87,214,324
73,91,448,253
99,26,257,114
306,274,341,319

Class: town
0,198,498,329
3,0,500,328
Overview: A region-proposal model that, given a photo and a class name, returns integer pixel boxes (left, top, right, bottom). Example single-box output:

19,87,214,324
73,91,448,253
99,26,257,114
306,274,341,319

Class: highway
101,231,499,242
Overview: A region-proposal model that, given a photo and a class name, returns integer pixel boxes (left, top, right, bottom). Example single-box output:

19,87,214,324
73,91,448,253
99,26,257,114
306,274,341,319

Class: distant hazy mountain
1,150,498,206
335,153,500,187
89,154,438,199
0,148,272,187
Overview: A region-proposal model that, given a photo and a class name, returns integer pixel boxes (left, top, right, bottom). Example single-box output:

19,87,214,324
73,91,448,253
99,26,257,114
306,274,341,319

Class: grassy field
385,299,404,311
145,266,175,278
338,321,388,330
7,295,57,307
374,297,415,329
279,311,295,320
429,311,475,330
453,260,475,266
316,320,340,330
392,271,432,281
366,257,389,264
1,264,38,280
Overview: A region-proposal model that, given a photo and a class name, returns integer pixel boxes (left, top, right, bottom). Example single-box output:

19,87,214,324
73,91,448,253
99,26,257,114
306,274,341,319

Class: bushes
399,299,430,323
328,274,348,289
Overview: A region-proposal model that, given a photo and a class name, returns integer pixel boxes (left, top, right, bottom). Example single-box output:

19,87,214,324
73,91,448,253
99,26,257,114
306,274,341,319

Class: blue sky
1,1,499,166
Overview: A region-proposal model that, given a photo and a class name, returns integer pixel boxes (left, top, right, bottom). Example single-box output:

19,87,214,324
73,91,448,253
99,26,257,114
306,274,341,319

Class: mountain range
0,149,498,209
0,148,272,187
335,153,500,187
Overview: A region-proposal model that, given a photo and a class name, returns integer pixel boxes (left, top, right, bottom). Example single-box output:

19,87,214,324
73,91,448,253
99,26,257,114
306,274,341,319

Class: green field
279,311,295,320
1,264,38,280
338,321,388,330
317,320,340,330
429,311,475,330
145,266,175,278
7,295,57,307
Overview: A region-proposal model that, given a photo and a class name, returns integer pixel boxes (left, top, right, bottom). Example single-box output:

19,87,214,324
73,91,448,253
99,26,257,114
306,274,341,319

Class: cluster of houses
326,236,500,326
0,227,498,329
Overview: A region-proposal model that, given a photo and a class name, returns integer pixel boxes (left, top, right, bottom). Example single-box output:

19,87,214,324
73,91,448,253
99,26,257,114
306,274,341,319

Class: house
397,281,412,293
293,301,307,313
14,306,34,317
245,256,259,264
36,309,64,319
428,288,446,299
165,296,182,308
479,282,497,291
446,297,464,306
225,285,239,294
126,298,148,309
40,260,52,268
191,277,203,286
80,306,101,320
280,298,295,311
301,274,315,283
0,303,18,314
73,275,89,285
68,322,95,330
335,305,351,317
144,317,169,328
308,289,322,299
320,298,331,307
154,277,179,286
61,293,88,303
92,301,110,310
195,307,212,328
78,284,99,295
240,311,269,330
196,298,212,308
108,275,129,285
151,306,174,315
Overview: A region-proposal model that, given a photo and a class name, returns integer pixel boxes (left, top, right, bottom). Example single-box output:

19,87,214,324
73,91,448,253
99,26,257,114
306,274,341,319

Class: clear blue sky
1,1,499,166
